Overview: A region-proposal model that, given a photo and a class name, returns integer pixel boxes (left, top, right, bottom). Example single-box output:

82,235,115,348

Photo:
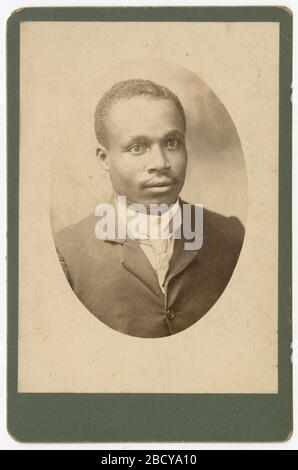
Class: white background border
0,0,296,449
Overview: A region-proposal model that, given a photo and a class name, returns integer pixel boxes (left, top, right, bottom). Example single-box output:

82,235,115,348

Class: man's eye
165,139,181,150
127,144,146,155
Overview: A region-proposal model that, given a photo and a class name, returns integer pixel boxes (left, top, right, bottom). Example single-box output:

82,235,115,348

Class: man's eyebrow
163,129,184,139
122,135,151,147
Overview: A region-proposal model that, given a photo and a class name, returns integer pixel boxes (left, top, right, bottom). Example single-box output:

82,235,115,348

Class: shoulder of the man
180,200,245,252
203,207,245,248
199,206,245,269
54,213,100,259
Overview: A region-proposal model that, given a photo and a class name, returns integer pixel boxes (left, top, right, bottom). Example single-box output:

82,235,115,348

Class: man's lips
142,178,177,188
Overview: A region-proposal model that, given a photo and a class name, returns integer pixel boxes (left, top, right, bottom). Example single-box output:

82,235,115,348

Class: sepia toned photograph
52,61,247,339
17,20,279,394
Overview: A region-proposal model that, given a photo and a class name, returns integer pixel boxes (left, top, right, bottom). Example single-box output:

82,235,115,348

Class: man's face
99,96,187,208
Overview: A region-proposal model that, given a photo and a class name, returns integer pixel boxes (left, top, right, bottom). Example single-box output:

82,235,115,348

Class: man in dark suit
55,79,244,338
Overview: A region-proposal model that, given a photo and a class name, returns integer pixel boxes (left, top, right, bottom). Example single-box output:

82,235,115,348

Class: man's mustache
140,174,179,189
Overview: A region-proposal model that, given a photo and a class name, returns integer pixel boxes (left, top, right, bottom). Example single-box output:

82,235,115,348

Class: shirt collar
115,195,181,240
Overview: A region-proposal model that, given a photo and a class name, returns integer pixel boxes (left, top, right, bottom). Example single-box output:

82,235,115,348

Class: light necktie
150,238,170,289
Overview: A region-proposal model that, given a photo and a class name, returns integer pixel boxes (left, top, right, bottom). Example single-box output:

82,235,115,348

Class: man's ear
96,146,110,172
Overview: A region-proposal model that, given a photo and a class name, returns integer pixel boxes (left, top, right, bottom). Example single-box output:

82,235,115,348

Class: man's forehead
107,96,185,134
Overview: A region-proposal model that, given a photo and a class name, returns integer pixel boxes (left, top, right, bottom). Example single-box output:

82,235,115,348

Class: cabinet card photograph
7,7,292,443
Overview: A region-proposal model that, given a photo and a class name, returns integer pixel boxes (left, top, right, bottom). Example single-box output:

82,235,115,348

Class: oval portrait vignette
50,59,248,339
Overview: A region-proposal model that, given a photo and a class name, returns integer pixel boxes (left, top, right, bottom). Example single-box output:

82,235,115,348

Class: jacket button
166,309,175,320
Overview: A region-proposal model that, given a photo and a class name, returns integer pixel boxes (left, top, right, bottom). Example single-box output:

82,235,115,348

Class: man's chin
139,192,180,208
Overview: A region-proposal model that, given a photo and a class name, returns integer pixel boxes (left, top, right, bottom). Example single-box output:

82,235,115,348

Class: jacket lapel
101,196,163,297
166,202,207,282
167,237,198,282
121,239,164,297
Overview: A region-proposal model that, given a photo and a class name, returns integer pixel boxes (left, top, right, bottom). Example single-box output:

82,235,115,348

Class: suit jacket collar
102,196,201,295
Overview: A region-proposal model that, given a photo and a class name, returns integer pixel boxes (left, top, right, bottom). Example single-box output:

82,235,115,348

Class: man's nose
147,144,170,173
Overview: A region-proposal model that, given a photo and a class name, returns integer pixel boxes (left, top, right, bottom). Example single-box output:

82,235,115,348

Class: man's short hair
94,79,186,148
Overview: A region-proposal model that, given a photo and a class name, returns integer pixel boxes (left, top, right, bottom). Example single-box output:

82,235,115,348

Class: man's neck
114,194,181,240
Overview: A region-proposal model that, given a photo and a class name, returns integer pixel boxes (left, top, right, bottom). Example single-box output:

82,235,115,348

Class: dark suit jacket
55,204,245,338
